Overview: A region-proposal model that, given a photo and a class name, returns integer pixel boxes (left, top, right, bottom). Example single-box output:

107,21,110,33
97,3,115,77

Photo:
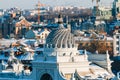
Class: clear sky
0,0,114,9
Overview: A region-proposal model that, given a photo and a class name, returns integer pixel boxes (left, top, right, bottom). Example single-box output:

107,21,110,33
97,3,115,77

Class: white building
36,28,50,44
113,28,120,56
31,15,113,80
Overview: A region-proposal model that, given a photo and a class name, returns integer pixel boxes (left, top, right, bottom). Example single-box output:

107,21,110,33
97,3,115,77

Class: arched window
62,44,65,48
117,72,120,79
72,44,74,48
52,44,55,48
68,44,70,48
40,73,52,80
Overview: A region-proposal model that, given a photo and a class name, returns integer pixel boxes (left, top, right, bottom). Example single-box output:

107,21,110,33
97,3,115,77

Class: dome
43,15,79,57
45,14,76,49
45,28,75,48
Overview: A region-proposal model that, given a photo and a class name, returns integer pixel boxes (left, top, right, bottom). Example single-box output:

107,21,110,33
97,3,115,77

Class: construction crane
36,0,45,24
92,0,100,7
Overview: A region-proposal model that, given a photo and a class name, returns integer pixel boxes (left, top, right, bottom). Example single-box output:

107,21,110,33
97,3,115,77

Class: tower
92,0,100,17
112,0,120,18
92,0,100,7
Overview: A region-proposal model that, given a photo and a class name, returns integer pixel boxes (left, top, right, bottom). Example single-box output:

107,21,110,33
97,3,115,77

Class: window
68,44,70,48
116,36,119,39
116,47,119,51
63,53,66,56
52,44,55,48
118,30,120,33
106,42,110,46
117,72,120,79
79,43,83,46
62,44,65,48
45,34,47,38
117,41,119,45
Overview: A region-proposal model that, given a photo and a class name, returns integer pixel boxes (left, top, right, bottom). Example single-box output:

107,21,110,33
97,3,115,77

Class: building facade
31,15,113,80
15,16,32,38
113,27,120,56
0,13,15,38
112,0,120,18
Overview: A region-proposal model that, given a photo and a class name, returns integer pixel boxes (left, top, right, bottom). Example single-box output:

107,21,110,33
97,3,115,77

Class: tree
78,40,113,54
87,40,99,53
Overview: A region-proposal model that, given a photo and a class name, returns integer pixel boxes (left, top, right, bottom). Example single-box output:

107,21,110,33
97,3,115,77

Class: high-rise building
113,27,120,56
0,13,15,38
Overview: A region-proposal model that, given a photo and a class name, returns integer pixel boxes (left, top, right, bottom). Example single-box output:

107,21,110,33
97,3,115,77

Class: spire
57,14,64,28
58,14,63,24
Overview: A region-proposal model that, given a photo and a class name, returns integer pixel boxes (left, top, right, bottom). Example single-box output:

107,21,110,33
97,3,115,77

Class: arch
40,73,53,80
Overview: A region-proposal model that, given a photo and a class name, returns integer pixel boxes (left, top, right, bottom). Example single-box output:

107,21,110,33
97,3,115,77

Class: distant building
0,13,15,38
112,0,120,18
92,6,112,20
98,6,112,20
0,9,3,16
15,16,32,38
36,28,50,44
113,27,120,56
82,19,94,31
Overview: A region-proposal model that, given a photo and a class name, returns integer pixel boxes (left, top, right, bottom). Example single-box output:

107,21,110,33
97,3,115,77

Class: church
31,14,113,80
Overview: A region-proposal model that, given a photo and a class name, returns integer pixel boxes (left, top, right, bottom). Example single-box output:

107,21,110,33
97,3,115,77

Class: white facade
31,15,113,80
36,28,50,44
113,29,120,56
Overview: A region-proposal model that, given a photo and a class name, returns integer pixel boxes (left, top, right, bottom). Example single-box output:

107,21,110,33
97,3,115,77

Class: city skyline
0,0,114,9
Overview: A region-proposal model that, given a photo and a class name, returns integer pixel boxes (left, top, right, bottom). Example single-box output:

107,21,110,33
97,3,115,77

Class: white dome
43,14,78,57
45,14,76,48
45,28,75,48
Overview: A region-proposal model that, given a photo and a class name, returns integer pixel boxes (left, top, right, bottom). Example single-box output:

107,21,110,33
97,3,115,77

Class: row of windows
117,41,119,45
116,47,119,51
45,44,75,48
116,36,120,39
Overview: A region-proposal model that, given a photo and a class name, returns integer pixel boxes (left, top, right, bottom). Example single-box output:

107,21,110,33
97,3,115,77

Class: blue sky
0,0,114,9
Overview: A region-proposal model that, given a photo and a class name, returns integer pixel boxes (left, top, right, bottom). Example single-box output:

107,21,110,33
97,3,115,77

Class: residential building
36,28,50,44
113,27,120,56
98,6,112,20
15,16,32,38
0,13,15,38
